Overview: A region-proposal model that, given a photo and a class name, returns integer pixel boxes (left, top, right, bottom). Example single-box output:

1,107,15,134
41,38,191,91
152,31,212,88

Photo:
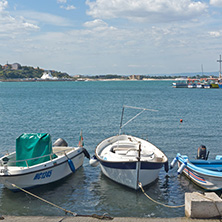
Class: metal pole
217,55,222,79
119,106,125,134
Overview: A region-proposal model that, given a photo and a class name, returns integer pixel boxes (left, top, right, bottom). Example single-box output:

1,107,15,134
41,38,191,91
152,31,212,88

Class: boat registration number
33,170,52,180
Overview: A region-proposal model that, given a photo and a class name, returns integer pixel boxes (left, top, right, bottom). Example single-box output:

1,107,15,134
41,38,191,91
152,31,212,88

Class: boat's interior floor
99,139,165,162
52,146,76,156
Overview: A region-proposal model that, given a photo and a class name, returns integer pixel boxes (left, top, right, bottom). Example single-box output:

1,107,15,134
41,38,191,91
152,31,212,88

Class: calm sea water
0,80,222,217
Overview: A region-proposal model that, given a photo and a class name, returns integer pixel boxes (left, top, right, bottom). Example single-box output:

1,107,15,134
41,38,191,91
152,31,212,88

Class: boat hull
196,84,204,88
100,160,163,189
211,83,219,88
177,155,222,191
188,84,196,88
0,148,85,191
172,82,188,88
95,134,168,190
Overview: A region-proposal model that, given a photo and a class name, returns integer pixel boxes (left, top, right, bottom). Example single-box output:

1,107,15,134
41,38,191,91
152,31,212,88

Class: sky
0,0,222,76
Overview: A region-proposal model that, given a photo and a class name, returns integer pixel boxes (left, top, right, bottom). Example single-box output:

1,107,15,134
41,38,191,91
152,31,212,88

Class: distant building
11,63,21,70
41,71,58,80
2,64,11,70
2,62,21,70
129,75,142,80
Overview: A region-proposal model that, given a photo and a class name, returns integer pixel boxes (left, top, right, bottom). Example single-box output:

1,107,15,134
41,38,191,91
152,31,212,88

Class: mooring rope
11,183,113,220
138,182,185,208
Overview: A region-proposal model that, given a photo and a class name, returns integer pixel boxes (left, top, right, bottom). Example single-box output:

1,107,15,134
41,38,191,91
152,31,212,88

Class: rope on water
11,183,113,220
138,182,185,208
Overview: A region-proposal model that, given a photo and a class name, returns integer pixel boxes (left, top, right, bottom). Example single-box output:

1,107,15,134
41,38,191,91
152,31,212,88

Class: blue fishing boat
171,145,222,191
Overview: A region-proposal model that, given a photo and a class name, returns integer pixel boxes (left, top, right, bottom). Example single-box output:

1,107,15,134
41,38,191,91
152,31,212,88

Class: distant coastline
0,62,219,82
0,78,175,82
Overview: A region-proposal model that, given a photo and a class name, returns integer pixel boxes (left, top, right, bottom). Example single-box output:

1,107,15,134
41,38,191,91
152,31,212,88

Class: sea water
0,80,222,217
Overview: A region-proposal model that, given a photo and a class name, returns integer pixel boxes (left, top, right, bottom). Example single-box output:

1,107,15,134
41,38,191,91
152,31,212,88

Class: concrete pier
1,216,222,222
185,192,222,219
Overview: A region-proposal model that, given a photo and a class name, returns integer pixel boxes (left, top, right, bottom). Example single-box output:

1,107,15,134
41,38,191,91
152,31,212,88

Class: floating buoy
170,157,178,169
177,162,187,174
180,119,183,123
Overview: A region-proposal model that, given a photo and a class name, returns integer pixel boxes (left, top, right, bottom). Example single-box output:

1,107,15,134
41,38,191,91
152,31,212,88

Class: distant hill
0,63,71,79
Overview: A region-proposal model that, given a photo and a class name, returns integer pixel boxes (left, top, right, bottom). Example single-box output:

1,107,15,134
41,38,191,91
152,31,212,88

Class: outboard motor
53,138,68,147
196,145,209,160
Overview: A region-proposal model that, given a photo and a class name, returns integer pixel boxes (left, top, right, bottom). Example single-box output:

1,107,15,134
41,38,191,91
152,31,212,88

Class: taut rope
11,183,113,220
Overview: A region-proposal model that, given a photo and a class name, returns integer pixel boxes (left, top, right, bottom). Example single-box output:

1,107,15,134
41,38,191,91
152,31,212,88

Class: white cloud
0,20,219,75
57,0,76,11
83,19,117,33
0,0,39,37
84,19,108,28
86,0,208,22
17,11,73,27
209,31,221,37
0,0,7,12
60,5,76,10
57,0,67,3
22,22,39,30
210,0,222,7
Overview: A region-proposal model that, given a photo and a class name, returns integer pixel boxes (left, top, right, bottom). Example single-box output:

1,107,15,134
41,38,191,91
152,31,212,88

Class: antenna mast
217,55,222,79
119,105,158,135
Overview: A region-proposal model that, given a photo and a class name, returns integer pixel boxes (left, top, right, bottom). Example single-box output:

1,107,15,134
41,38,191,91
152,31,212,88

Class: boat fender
177,162,187,175
68,159,75,173
170,157,178,169
82,148,90,159
89,155,99,167
164,161,169,173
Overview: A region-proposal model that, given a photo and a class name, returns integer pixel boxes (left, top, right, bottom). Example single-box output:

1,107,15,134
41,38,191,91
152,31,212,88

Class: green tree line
0,65,71,79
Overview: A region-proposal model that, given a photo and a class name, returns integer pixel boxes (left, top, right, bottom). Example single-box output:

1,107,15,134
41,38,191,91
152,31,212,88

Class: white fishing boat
90,106,168,190
172,78,188,88
0,132,90,191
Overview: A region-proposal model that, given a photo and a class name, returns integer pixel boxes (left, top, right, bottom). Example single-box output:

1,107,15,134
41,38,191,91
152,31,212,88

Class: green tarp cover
16,133,52,167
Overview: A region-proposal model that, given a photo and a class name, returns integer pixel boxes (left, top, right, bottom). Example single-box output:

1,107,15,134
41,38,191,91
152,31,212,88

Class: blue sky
1,0,222,76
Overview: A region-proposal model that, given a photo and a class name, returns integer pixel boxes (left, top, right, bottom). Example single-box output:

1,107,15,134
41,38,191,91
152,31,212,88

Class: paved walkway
1,216,221,222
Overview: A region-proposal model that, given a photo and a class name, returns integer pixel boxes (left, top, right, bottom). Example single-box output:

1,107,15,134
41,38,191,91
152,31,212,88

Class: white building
41,71,58,80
